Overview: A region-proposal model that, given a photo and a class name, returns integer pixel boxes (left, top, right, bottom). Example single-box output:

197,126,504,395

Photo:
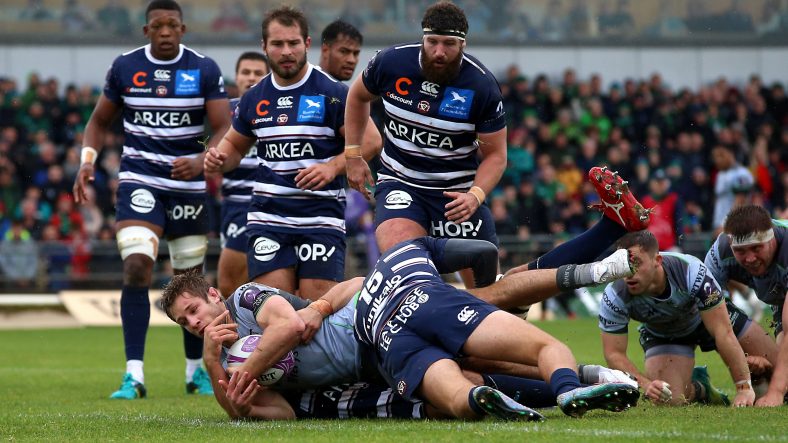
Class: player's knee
117,226,159,261
122,255,154,287
168,235,207,270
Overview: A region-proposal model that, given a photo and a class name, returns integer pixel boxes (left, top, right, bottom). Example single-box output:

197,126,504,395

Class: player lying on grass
705,204,788,406
162,238,637,421
599,230,775,407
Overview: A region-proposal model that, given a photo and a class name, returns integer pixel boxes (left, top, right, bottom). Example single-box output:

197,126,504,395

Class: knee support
168,235,207,270
117,226,159,261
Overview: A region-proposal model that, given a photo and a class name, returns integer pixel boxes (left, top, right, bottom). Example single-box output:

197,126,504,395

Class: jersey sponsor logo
277,96,294,108
602,293,626,316
385,91,413,106
384,190,412,209
154,69,171,81
379,286,430,351
175,69,200,95
126,87,152,93
395,77,412,95
495,100,504,114
277,114,288,125
417,100,430,113
296,243,336,262
457,306,478,324
264,141,314,159
439,87,474,119
168,204,203,220
420,81,439,97
396,380,407,396
255,99,270,116
386,120,454,149
133,110,192,127
156,85,167,96
130,188,155,213
132,71,147,87
253,236,280,262
252,116,273,124
430,219,482,238
297,96,325,123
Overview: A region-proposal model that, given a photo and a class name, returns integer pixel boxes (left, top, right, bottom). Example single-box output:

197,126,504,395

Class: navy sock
468,387,485,415
482,374,557,408
182,326,203,359
120,285,150,361
549,368,582,397
528,218,626,270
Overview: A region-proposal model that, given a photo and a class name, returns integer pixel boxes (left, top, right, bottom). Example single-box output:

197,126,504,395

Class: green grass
1,319,785,442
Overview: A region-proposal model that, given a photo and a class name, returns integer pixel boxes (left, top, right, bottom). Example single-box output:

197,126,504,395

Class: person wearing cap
705,204,788,406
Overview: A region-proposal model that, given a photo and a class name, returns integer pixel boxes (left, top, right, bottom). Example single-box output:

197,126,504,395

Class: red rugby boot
588,166,652,231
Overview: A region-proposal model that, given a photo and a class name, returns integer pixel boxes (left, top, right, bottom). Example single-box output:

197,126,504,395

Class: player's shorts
220,200,250,252
116,183,208,238
370,282,497,401
282,382,425,419
374,180,498,246
246,228,345,282
770,303,784,337
639,301,751,358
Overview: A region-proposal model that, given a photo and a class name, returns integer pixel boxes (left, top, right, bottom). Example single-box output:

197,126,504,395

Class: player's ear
208,287,222,303
305,36,312,50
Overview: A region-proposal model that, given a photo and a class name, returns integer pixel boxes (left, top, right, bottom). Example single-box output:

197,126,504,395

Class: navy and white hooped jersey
599,252,725,338
361,43,505,190
103,44,226,195
705,221,788,308
221,97,262,202
233,63,348,234
222,282,362,390
283,382,424,419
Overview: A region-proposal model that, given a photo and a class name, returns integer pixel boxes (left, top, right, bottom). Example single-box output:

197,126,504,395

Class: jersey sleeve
598,284,630,334
704,235,729,287
328,82,349,132
361,48,388,96
202,57,227,101
689,262,724,311
475,77,506,134
231,91,255,137
102,59,123,104
236,283,309,317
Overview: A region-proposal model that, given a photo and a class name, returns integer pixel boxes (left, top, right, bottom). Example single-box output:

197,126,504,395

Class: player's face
144,9,185,60
171,290,224,338
235,59,268,95
421,35,464,85
623,246,662,295
731,239,777,277
321,35,361,81
263,21,310,82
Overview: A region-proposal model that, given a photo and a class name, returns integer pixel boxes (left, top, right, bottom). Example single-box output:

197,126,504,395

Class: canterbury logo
277,96,293,107
421,81,439,95
602,200,626,226
457,306,477,324
154,69,170,81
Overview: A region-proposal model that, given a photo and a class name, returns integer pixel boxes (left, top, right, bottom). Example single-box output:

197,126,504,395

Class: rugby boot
109,373,147,400
471,386,545,421
557,382,639,417
692,366,730,406
588,166,652,231
186,367,214,395
591,248,635,284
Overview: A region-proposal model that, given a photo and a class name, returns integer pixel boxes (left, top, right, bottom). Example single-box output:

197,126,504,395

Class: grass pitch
1,319,785,442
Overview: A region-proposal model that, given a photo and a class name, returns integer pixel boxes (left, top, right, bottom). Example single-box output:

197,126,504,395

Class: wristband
80,146,98,165
308,299,333,317
344,144,362,159
735,379,753,391
468,186,486,205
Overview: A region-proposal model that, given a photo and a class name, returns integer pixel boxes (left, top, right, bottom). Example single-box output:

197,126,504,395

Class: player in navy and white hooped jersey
343,2,507,274
217,52,269,299
599,231,772,407
73,0,230,400
205,6,381,301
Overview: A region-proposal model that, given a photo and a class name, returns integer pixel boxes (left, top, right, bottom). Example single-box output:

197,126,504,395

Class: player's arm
700,302,754,406
756,295,788,407
73,94,121,204
343,76,377,199
238,295,305,380
444,128,507,223
172,97,231,180
297,277,364,343
199,309,241,416
601,332,647,387
205,126,256,174
219,371,297,420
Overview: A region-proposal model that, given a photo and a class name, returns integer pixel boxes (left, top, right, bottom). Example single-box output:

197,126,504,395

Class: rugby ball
226,334,296,386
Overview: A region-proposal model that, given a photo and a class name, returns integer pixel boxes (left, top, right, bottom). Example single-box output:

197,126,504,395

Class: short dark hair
321,20,363,45
723,205,773,238
235,51,268,74
160,270,212,320
616,230,659,255
422,1,468,36
262,6,309,44
145,0,182,21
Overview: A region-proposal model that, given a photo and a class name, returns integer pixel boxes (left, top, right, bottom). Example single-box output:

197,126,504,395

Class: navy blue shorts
374,181,498,246
116,183,208,238
373,282,497,401
220,200,250,252
246,228,345,282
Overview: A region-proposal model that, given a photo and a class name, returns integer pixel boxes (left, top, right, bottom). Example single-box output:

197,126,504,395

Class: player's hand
754,390,785,407
72,163,95,204
296,306,324,344
218,371,261,417
443,190,480,223
171,156,203,180
644,380,672,403
732,388,755,407
295,163,337,191
746,355,773,378
202,310,238,364
204,147,227,174
346,157,374,200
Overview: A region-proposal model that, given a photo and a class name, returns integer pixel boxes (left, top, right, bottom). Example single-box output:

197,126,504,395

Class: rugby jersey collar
144,44,185,65
270,63,314,91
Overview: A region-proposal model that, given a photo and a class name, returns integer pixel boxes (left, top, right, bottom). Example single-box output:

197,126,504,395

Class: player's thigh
373,181,430,252
429,202,499,247
298,279,339,301
293,231,345,298
738,321,778,364
247,230,297,293
253,268,296,294
644,348,695,399
417,358,476,419
463,310,563,367
375,218,428,253
217,248,249,296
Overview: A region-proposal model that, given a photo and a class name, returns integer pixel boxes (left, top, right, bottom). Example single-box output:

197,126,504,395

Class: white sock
185,358,202,382
126,360,144,384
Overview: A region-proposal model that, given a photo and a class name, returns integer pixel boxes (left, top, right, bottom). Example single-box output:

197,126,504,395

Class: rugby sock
577,364,602,384
549,368,582,397
482,374,557,408
528,218,625,270
126,359,144,384
182,326,203,360
120,285,150,362
468,387,486,415
185,358,202,382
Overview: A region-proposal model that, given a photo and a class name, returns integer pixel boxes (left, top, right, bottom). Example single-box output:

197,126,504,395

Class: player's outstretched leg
470,386,545,421
556,382,639,418
588,166,652,232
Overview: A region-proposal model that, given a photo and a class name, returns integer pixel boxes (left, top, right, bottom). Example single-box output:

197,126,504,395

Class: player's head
711,144,736,170
723,204,777,276
235,52,268,95
261,6,310,81
420,1,468,85
162,271,225,337
144,0,185,60
616,230,662,295
319,20,362,81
